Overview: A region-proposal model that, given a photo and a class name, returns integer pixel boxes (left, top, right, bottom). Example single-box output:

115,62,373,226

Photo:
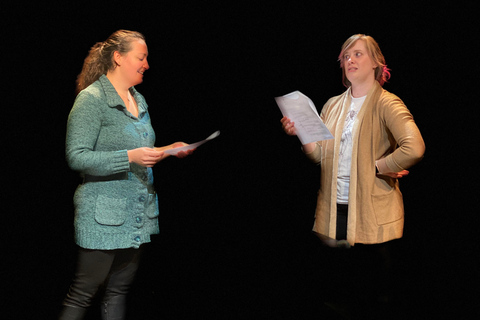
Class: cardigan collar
98,74,147,118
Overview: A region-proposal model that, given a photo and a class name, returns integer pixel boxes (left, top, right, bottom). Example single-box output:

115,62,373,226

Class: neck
106,71,130,97
350,79,375,98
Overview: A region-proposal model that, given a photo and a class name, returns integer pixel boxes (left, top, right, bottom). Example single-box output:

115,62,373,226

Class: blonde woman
281,34,425,245
281,34,425,314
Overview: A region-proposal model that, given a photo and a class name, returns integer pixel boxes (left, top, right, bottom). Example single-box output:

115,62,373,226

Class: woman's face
342,40,377,87
117,39,150,86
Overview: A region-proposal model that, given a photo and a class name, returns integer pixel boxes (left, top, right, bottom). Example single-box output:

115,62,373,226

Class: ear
113,51,123,66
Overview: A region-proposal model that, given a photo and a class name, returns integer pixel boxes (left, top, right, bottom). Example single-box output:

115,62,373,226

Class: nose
144,58,150,70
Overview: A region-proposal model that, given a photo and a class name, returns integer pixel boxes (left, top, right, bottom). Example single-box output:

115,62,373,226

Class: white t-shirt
336,94,367,204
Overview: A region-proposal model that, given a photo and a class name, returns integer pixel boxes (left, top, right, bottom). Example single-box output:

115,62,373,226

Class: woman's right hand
281,116,296,136
281,116,317,153
127,147,164,167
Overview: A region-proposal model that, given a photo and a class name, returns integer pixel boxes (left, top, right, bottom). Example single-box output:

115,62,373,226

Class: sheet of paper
275,91,333,144
164,130,220,155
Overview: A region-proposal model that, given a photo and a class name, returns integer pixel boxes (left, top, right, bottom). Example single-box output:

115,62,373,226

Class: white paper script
275,91,333,144
164,130,220,155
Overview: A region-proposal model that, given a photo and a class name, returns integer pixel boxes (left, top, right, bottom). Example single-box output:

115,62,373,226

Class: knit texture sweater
306,82,425,245
66,75,159,250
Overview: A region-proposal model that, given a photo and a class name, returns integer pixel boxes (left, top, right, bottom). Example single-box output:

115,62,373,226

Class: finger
283,123,293,132
149,150,164,158
281,117,291,126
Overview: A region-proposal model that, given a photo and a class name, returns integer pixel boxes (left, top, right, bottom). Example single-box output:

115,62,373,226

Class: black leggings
62,246,142,310
336,203,348,240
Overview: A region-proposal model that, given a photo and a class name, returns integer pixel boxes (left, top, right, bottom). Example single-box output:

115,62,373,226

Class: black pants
336,203,348,240
60,246,142,315
334,203,394,297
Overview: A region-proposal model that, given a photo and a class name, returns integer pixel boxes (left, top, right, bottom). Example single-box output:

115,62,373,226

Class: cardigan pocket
94,195,127,226
145,193,159,218
371,187,404,225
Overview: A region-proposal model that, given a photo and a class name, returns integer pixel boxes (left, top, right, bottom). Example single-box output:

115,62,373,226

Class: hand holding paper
163,130,220,155
275,91,333,144
280,116,297,136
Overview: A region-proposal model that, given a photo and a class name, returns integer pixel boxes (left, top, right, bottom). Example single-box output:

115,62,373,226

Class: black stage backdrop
2,1,476,319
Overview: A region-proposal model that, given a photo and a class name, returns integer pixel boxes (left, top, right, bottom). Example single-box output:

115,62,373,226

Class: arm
66,92,165,174
66,92,131,175
375,96,425,176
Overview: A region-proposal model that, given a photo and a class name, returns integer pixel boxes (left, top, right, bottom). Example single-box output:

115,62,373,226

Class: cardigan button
139,195,146,202
134,236,141,242
136,216,142,223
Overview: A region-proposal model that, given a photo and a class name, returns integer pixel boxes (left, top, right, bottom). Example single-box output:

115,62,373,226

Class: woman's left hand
170,142,195,158
377,170,409,179
376,159,409,179
155,142,195,159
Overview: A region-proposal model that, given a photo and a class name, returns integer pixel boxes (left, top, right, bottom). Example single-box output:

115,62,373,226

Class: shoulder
378,89,405,107
72,80,107,112
376,88,414,123
77,80,105,102
327,91,348,105
68,81,108,125
373,88,411,116
322,90,348,113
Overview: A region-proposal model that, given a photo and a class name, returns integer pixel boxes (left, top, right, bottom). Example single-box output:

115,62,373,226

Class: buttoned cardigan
306,81,425,246
66,75,159,250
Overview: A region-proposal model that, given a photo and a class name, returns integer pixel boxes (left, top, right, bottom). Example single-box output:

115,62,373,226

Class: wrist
375,159,390,174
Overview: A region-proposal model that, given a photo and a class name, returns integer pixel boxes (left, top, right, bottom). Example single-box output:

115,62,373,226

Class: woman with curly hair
59,30,193,320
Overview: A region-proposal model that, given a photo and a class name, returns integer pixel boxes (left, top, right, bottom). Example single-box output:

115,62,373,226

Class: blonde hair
75,30,145,94
338,34,390,87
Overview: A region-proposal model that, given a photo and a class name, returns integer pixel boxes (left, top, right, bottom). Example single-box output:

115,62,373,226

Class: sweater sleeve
379,95,425,173
65,91,130,176
304,142,322,164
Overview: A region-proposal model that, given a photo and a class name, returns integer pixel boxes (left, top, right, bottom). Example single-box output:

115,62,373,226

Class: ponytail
75,42,107,94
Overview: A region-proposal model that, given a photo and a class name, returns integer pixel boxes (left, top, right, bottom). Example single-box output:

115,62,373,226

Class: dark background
3,1,477,319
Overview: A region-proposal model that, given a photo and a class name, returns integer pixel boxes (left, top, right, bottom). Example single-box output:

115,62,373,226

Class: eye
344,54,350,60
355,52,362,57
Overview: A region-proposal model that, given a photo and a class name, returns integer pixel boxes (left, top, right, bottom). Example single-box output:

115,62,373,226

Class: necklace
126,91,138,116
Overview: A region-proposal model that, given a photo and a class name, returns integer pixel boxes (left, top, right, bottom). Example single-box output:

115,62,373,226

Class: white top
336,94,367,204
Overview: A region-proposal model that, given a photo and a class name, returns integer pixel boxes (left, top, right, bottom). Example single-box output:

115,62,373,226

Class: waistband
83,172,129,183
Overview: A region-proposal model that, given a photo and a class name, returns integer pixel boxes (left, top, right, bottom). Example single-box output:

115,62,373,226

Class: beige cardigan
306,82,425,245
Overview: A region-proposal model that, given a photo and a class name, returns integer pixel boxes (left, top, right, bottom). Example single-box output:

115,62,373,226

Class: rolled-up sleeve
304,142,322,164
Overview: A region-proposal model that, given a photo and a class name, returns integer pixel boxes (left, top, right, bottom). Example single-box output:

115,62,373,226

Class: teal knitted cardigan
66,75,159,250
